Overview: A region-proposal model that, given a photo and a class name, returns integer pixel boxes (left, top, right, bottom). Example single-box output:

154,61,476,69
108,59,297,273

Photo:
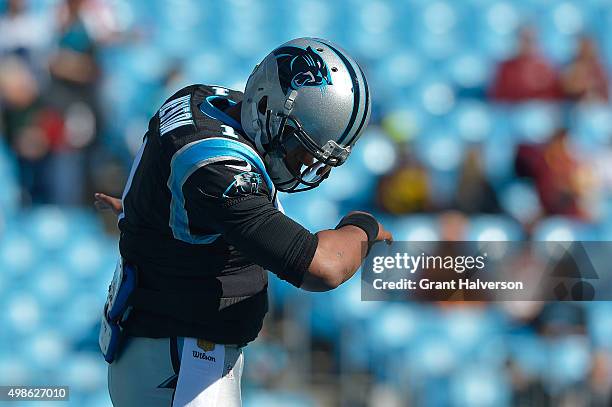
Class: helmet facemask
262,107,350,193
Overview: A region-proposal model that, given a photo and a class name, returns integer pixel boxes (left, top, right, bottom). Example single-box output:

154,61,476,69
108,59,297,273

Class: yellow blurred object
377,167,429,214
381,110,420,143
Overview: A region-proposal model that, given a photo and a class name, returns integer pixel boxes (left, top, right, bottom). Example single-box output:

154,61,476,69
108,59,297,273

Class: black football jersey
118,84,317,344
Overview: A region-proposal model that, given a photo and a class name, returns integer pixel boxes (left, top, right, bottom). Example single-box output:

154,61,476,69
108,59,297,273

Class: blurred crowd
1,0,611,230
1,0,612,406
0,0,124,206
376,25,609,232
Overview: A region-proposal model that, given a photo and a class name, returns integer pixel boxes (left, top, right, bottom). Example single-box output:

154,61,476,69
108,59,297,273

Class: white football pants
108,336,243,407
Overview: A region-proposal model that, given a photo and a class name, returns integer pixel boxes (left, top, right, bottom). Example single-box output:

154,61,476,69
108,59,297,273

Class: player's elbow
301,265,343,292
301,245,348,292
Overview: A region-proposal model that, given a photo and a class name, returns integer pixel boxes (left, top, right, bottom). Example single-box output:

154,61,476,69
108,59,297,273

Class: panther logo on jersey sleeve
223,171,262,198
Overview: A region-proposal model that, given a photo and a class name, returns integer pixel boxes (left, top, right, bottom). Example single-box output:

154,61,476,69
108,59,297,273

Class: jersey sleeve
182,158,318,287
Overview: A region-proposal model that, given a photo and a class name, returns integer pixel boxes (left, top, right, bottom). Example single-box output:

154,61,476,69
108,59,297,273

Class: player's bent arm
301,213,392,292
176,163,394,292
301,226,369,291
93,184,391,292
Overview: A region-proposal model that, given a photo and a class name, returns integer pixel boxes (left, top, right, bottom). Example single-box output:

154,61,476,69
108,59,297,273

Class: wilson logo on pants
192,350,216,362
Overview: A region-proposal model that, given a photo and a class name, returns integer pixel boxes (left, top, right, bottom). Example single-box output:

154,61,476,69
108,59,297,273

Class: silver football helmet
241,37,371,192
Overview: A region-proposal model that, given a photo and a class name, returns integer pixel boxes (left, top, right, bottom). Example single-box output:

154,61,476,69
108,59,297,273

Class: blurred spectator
453,147,501,214
0,0,49,70
532,302,587,336
561,36,609,103
489,27,563,102
376,149,430,214
49,0,100,89
515,128,595,220
417,212,483,302
0,56,49,203
43,0,102,205
589,351,612,406
507,358,552,407
0,0,113,205
438,210,468,241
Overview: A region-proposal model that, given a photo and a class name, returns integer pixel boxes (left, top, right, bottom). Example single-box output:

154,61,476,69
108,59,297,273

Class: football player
97,37,392,406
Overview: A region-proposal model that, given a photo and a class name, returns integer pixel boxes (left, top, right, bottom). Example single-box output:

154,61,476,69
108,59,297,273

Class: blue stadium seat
488,105,513,137
498,180,542,224
407,335,458,378
506,332,547,376
330,276,382,321
419,1,461,38
124,45,170,83
451,365,510,407
511,103,562,143
3,293,41,335
538,2,586,63
482,134,516,183
0,357,31,387
375,51,424,91
0,231,37,278
22,330,68,370
59,292,105,339
546,335,592,388
467,215,524,241
282,187,343,230
366,303,420,351
586,302,612,349
63,237,107,279
184,49,234,87
391,215,440,241
243,342,289,384
473,1,520,60
64,353,108,393
417,79,457,116
380,102,426,143
451,100,493,142
532,216,599,241
24,206,71,252
319,158,375,205
415,127,465,173
448,51,492,91
353,128,398,176
570,103,612,151
244,390,316,407
440,308,504,357
29,263,72,308
0,139,19,215
308,290,340,340
0,273,4,304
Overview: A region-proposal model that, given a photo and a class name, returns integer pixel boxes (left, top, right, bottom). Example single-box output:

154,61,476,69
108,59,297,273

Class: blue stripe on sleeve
167,137,275,244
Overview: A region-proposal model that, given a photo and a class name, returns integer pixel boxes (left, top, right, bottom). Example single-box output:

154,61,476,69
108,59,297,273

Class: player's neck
224,101,242,128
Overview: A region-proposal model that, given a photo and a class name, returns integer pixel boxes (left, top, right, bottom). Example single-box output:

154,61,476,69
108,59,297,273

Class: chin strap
250,102,268,154
251,89,298,156
247,89,306,191
269,89,298,154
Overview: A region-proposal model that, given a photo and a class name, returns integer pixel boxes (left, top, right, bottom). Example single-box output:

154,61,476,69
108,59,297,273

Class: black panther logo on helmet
273,46,333,94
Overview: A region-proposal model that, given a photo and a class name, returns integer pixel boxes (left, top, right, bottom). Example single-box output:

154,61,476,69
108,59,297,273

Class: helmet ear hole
257,96,268,115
